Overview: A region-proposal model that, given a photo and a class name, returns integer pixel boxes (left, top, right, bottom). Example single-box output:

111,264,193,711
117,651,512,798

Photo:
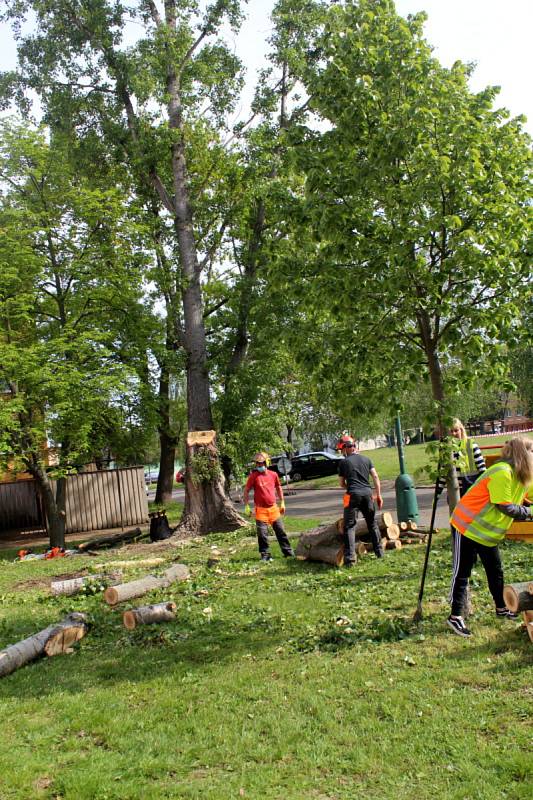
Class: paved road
163,481,451,529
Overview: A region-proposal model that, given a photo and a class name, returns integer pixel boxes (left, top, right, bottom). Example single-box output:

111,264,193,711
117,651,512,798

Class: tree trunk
155,358,178,505
123,601,177,630
295,522,344,566
0,613,88,678
177,435,245,536
29,462,66,549
503,581,533,614
103,563,190,606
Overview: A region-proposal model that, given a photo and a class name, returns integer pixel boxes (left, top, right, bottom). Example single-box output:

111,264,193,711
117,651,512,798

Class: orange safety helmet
336,434,355,451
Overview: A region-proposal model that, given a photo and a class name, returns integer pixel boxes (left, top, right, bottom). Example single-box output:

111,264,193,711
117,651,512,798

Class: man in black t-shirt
338,437,384,565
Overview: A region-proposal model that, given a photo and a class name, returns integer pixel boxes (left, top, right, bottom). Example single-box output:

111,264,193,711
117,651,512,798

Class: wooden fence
0,467,149,534
0,479,43,532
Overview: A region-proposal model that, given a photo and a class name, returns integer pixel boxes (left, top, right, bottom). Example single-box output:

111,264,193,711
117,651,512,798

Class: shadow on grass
0,609,292,700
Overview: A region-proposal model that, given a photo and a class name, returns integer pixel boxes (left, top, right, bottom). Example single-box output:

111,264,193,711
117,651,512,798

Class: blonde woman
449,418,486,495
447,436,533,637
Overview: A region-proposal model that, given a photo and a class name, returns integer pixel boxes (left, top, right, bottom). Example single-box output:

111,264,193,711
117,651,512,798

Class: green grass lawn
0,519,531,800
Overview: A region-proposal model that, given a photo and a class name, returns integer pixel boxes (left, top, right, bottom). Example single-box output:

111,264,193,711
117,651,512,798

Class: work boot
260,553,273,562
283,549,295,558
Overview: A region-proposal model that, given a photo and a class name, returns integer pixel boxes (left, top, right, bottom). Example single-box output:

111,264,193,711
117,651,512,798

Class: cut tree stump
104,563,190,606
295,523,344,566
123,601,177,630
502,581,533,614
0,613,88,678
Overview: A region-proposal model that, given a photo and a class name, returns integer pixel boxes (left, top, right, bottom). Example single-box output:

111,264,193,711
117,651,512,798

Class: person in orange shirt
243,451,295,562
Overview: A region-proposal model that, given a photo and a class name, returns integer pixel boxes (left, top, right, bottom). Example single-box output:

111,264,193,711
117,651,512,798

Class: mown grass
0,523,531,800
300,432,533,488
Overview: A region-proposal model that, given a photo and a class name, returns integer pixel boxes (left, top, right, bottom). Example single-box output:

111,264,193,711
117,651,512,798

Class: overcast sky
1,1,531,134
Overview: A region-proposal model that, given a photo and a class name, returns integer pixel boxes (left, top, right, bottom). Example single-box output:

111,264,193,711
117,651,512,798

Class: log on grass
78,527,149,552
523,610,533,644
123,601,177,630
502,582,533,614
335,512,393,536
0,613,88,678
385,539,402,550
384,524,400,541
296,523,344,566
104,563,190,606
399,530,427,541
50,572,122,596
355,541,368,557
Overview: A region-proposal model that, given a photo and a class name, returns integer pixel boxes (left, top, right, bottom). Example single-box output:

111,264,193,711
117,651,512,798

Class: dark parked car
285,451,342,482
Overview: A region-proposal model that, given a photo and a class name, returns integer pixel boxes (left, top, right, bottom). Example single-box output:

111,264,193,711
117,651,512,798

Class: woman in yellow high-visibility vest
447,436,533,637
449,418,486,494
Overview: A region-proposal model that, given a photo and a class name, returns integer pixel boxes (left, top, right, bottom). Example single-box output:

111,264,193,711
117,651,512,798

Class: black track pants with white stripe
449,532,505,616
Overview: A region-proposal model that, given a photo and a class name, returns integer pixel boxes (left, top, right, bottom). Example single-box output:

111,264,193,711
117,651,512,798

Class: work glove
280,501,286,515
244,503,252,517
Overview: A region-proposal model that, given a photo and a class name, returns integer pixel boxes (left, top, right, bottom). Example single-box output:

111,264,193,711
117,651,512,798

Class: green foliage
280,0,532,426
189,448,222,485
0,120,149,472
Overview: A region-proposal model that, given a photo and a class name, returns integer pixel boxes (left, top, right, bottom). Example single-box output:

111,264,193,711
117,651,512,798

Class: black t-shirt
338,453,374,495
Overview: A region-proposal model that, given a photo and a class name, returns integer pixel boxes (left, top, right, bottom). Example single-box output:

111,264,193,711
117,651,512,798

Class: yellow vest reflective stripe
456,438,477,473
451,463,520,547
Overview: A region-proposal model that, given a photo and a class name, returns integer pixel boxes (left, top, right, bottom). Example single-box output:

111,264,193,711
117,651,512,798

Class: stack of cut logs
295,512,430,566
503,581,533,644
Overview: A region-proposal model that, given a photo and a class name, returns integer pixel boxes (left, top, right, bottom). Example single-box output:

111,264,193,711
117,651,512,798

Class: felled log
104,563,190,606
123,601,177,630
385,539,402,550
50,572,121,596
78,527,149,552
0,612,88,678
399,530,427,541
384,524,400,541
295,523,344,566
502,581,533,614
335,511,393,537
355,541,368,557
523,610,533,644
406,521,418,531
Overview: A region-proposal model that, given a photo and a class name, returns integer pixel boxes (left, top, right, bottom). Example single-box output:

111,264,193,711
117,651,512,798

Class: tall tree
282,0,532,495
1,0,252,532
0,121,146,545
